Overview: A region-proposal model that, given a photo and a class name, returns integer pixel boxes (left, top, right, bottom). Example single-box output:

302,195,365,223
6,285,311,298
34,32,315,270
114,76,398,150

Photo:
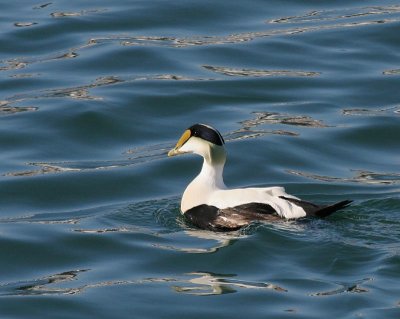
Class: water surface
1,1,399,318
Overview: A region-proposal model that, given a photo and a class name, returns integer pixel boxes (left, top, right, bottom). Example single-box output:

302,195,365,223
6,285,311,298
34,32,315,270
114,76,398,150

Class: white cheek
180,137,208,155
179,140,193,153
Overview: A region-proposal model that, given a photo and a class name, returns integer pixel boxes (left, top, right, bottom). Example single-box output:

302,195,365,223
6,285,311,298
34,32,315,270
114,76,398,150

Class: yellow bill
168,129,191,157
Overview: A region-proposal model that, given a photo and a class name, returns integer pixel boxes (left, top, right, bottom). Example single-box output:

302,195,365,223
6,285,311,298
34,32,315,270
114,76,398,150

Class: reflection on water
310,278,371,296
0,270,89,296
268,5,400,24
383,69,400,75
74,227,131,234
114,19,397,48
343,106,400,116
33,2,53,10
287,169,400,185
121,19,398,48
0,61,27,71
224,110,327,142
224,129,298,142
0,269,152,297
14,22,38,28
173,271,287,296
0,50,78,72
2,4,399,78
9,73,40,79
5,163,81,177
4,158,166,177
154,229,241,254
1,73,210,116
0,75,119,115
203,65,320,77
2,2,399,122
50,9,106,18
0,269,286,297
0,268,374,298
0,104,38,115
240,111,328,128
0,205,103,225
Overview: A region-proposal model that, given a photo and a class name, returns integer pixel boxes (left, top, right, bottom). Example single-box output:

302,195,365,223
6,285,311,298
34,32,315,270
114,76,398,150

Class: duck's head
168,124,226,164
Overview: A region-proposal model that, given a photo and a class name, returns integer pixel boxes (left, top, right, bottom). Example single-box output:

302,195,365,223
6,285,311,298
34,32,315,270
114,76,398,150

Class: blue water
1,1,400,318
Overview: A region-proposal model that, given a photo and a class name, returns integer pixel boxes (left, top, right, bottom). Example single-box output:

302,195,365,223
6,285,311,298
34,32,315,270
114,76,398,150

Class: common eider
168,123,352,231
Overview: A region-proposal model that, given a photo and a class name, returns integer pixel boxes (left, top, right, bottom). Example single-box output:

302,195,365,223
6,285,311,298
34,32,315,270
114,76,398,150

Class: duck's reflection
0,267,287,297
152,228,241,253
0,270,89,296
172,271,287,296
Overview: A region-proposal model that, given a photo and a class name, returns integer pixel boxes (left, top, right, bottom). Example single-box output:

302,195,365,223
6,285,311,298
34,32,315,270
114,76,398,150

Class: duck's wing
184,203,281,231
208,187,307,219
279,196,352,218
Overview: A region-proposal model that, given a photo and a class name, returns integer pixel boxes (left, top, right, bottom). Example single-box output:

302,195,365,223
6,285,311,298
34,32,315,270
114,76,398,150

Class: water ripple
383,69,400,76
0,270,89,296
0,269,286,297
33,2,53,10
240,111,328,128
14,22,38,28
90,18,399,49
224,110,328,142
203,65,320,77
0,52,78,72
4,157,169,177
0,101,38,115
3,4,399,79
172,272,287,296
268,5,400,24
225,129,299,142
1,74,212,116
50,9,107,18
343,106,400,116
287,169,400,185
0,206,102,225
310,278,372,297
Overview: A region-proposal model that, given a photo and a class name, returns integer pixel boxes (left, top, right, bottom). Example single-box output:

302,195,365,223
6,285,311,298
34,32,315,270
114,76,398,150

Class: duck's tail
313,200,353,218
280,196,352,218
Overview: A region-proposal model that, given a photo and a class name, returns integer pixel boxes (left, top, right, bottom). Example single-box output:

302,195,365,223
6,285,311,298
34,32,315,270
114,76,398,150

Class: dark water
1,0,400,318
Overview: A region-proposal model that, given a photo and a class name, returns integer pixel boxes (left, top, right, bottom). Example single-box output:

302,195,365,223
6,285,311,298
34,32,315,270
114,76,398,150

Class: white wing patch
208,187,306,219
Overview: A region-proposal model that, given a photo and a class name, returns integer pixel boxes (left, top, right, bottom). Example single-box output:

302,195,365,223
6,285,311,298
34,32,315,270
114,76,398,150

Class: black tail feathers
313,200,352,218
280,196,352,218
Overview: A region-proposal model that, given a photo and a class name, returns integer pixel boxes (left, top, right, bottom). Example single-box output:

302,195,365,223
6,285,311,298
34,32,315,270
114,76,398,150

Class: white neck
197,158,226,190
181,144,227,212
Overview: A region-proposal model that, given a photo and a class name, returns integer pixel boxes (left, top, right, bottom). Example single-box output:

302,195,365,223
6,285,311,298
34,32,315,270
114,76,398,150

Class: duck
168,123,352,231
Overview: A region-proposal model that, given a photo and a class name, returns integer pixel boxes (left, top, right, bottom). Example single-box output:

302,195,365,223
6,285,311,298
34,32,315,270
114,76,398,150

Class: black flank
184,203,280,231
185,204,221,230
184,198,352,231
